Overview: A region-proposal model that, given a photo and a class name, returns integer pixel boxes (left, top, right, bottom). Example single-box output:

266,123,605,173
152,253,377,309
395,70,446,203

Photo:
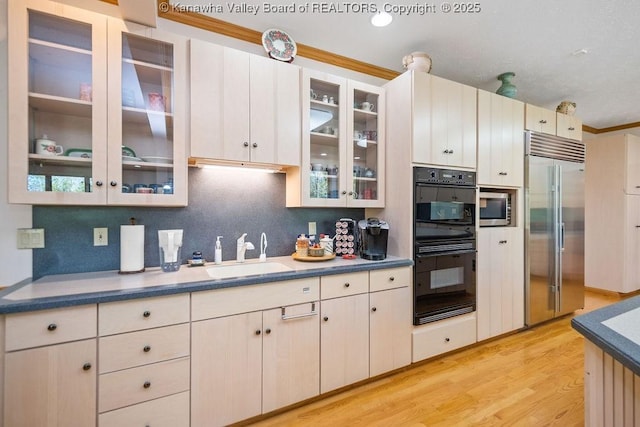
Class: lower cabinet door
320,293,370,393
99,391,189,427
369,286,412,377
191,312,263,427
262,302,320,413
4,339,97,427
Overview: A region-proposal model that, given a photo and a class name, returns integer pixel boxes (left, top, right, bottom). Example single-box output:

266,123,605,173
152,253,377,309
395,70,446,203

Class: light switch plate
17,228,45,249
94,228,108,246
308,222,317,236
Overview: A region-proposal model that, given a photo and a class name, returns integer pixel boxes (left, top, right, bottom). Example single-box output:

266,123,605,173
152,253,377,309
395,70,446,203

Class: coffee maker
358,218,389,260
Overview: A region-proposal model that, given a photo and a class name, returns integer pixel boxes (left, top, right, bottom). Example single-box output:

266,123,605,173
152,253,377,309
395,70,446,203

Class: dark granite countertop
0,255,413,314
571,295,640,376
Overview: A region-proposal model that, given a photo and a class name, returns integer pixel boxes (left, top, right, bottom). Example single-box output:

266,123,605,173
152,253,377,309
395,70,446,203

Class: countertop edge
571,295,640,376
0,258,413,314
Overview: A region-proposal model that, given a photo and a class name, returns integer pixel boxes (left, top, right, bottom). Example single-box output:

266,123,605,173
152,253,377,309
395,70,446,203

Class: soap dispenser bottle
215,236,223,264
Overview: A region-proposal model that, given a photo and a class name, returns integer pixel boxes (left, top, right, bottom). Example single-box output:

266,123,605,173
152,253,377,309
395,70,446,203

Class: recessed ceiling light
572,48,588,56
371,11,392,27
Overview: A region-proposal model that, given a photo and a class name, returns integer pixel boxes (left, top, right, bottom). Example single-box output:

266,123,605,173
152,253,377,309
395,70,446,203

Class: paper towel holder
119,217,146,274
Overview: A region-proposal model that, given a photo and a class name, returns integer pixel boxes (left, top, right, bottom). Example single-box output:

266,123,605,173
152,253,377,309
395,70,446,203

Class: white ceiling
178,0,640,130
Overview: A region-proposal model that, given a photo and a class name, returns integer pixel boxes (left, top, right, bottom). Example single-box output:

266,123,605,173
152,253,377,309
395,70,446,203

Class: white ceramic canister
320,235,333,255
402,51,432,73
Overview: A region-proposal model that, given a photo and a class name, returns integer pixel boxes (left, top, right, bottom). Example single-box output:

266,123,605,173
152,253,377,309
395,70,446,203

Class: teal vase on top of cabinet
286,69,385,208
7,0,188,206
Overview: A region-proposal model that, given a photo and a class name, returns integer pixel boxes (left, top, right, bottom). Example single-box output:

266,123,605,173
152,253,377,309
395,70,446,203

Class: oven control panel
414,167,476,186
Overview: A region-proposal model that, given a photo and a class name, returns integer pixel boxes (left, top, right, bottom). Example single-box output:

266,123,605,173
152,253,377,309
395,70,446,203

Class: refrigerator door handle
561,222,565,252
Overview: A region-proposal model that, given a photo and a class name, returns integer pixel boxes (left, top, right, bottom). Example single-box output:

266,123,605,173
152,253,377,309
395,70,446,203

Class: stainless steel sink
206,262,293,280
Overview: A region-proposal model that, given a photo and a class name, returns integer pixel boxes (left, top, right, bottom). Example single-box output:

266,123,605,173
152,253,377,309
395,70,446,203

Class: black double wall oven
413,167,477,325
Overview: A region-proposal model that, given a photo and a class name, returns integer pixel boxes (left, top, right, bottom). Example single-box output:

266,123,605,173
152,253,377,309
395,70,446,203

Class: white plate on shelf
122,155,144,163
141,156,173,164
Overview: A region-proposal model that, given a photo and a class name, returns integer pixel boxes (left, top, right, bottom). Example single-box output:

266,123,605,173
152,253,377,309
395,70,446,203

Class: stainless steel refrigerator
525,131,585,326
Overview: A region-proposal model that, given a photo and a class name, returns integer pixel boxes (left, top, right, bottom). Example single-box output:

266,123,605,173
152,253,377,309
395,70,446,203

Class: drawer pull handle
499,240,508,244
568,127,575,131
265,328,272,334
47,323,57,332
389,276,395,282
143,311,151,318
539,119,547,124
143,345,151,353
281,302,317,320
143,381,151,389
82,363,92,371
371,307,377,312
499,171,508,176
255,330,261,335
344,282,350,288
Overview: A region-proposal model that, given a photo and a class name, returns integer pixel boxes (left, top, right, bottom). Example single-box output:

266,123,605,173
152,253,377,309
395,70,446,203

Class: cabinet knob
389,276,395,282
445,337,450,343
143,381,151,389
265,328,272,334
344,282,350,288
110,181,118,187
449,149,454,154
95,181,103,187
47,323,57,332
252,142,258,148
143,310,151,318
323,316,329,322
348,191,354,196
341,190,347,195
243,142,249,147
443,149,450,154
568,127,575,131
255,330,261,335
371,307,377,312
82,362,92,371
539,119,547,124
143,345,151,353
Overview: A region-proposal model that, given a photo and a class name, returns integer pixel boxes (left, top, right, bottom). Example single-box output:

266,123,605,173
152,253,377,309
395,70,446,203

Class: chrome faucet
236,233,255,263
259,232,267,262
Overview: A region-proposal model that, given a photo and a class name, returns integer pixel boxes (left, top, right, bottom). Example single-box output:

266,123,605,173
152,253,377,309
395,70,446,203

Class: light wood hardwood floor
241,290,621,426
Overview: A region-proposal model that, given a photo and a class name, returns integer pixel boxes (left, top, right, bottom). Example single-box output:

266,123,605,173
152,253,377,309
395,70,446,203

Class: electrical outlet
94,228,108,246
308,221,317,236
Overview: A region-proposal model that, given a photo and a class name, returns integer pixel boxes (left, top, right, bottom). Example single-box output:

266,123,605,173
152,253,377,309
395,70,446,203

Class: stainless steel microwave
479,191,511,226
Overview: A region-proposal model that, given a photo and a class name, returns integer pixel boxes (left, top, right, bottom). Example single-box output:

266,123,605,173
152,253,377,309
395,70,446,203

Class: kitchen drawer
5,305,97,351
99,356,190,413
99,294,190,336
321,272,368,300
99,391,189,427
412,312,476,362
192,277,319,321
99,323,190,373
370,267,411,292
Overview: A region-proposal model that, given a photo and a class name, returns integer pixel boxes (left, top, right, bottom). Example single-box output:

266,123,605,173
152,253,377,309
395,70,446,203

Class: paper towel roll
120,225,145,273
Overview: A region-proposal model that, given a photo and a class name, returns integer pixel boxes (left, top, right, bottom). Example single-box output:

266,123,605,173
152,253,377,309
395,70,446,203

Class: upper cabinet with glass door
106,20,187,206
287,69,385,208
7,0,187,206
8,0,108,204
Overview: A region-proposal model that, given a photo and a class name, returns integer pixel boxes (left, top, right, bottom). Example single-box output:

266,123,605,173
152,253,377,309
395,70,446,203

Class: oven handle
416,249,476,258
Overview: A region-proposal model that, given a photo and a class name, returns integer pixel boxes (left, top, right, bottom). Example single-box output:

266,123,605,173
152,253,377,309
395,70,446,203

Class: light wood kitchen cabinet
98,392,190,427
585,134,640,293
190,39,301,166
477,90,525,187
8,0,188,205
3,305,98,427
476,226,524,341
413,72,477,169
412,312,477,362
369,268,412,376
97,294,190,424
525,103,557,135
191,278,320,426
556,113,583,141
320,272,370,393
286,70,385,207
525,103,582,141
5,339,97,427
